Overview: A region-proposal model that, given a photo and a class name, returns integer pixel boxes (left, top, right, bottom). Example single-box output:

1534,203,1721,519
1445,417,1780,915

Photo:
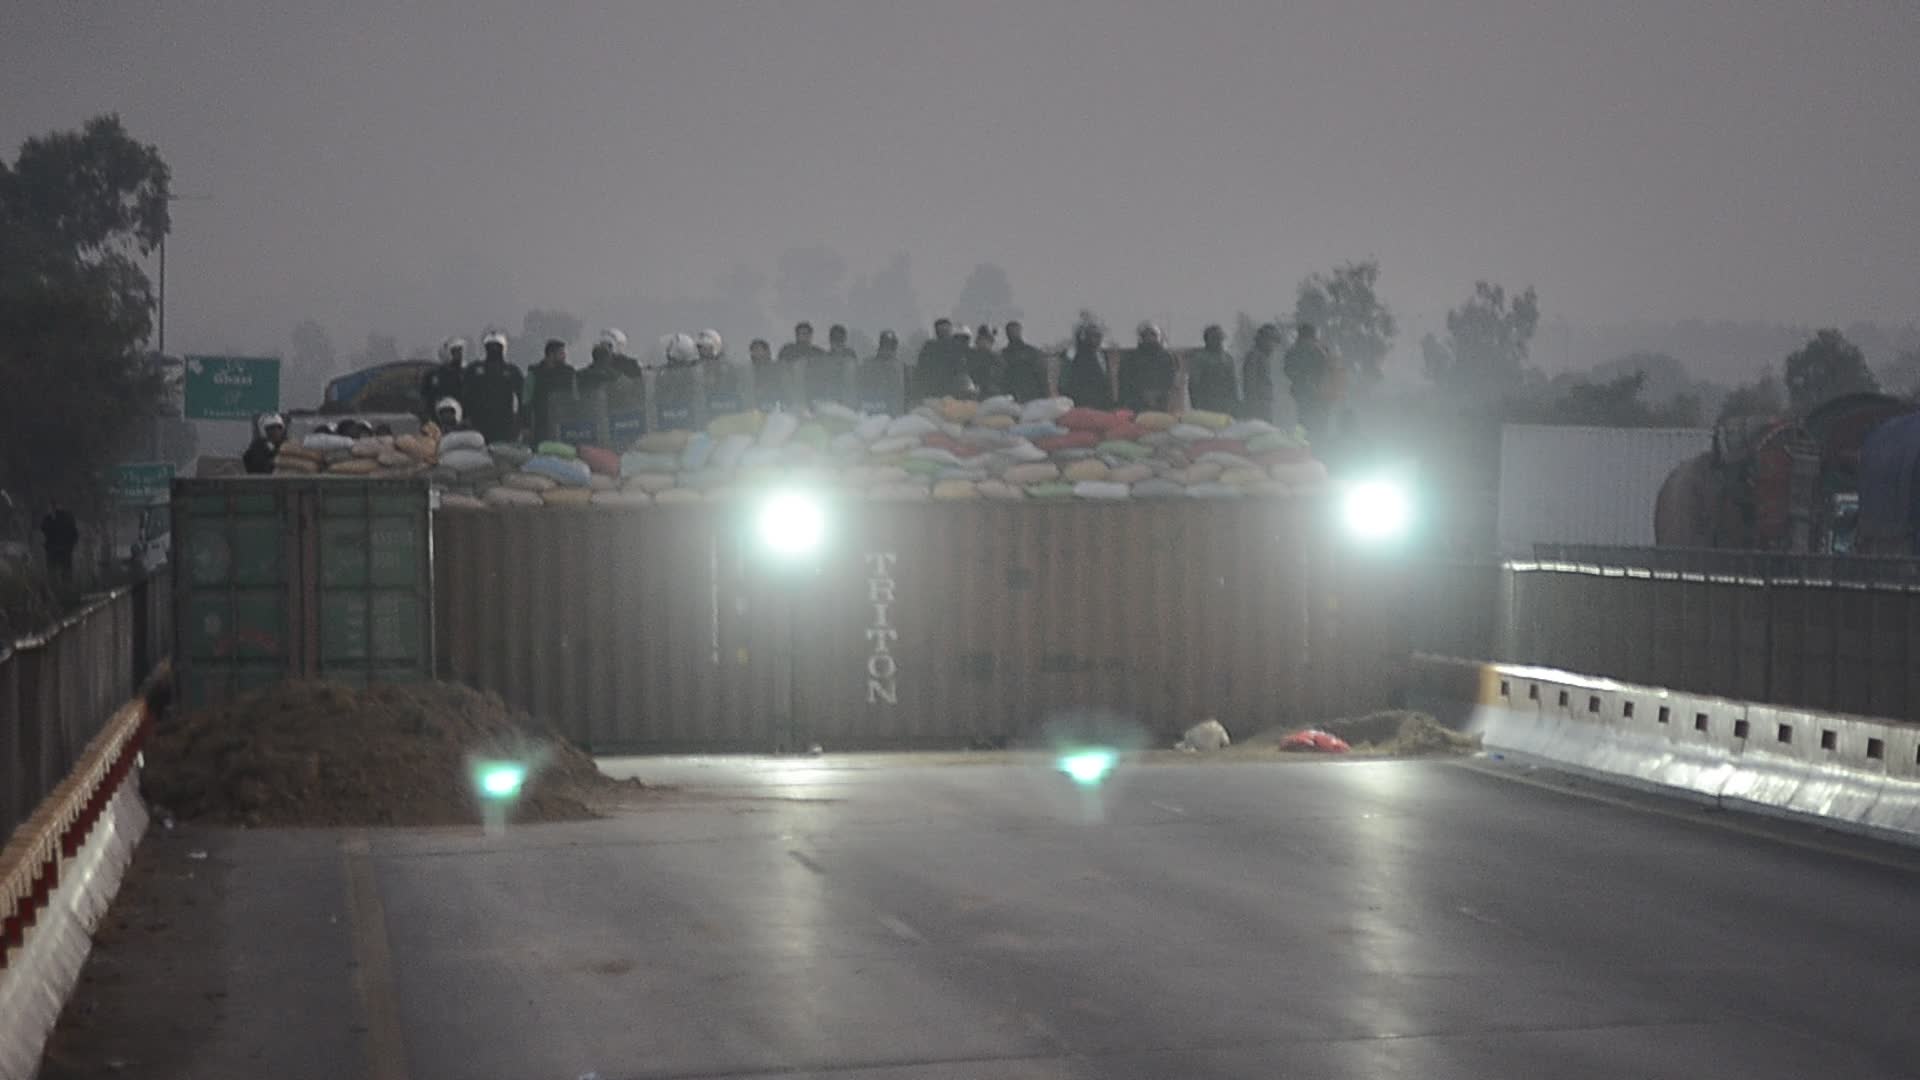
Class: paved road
46,755,1920,1079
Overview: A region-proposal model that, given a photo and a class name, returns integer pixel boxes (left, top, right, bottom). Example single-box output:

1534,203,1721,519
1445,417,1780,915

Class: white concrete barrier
0,699,150,1080
1414,655,1920,847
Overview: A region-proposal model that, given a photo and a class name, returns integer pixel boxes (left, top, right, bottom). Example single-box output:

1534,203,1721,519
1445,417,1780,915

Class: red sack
1188,438,1250,459
1278,729,1351,753
1035,431,1101,453
578,446,621,477
1058,408,1122,433
1105,421,1149,441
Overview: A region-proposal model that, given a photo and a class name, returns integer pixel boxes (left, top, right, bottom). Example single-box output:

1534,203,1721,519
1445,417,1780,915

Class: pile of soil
144,681,639,827
1241,710,1480,757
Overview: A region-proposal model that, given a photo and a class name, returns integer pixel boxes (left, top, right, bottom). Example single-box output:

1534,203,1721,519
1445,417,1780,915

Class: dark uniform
1062,342,1114,410
464,357,526,445
1119,343,1176,413
1187,347,1240,415
419,361,466,423
999,341,1048,403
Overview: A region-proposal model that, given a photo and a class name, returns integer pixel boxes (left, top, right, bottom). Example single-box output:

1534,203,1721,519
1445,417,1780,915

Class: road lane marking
787,849,826,875
1150,801,1186,815
342,831,411,1080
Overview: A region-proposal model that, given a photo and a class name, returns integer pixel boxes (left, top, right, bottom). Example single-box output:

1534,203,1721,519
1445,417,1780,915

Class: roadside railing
1,567,170,841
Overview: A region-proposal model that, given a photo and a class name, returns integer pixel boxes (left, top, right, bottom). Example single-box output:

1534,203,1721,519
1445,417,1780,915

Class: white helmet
696,329,723,358
951,324,971,342
1137,320,1163,343
434,397,463,423
664,332,698,366
259,412,286,432
598,328,628,351
481,328,509,350
439,336,468,362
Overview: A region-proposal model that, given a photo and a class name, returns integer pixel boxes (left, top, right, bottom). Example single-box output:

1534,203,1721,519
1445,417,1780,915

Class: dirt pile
145,681,639,827
1241,710,1479,757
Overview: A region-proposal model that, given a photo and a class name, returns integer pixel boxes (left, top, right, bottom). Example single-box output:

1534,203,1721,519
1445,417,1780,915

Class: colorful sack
578,446,621,476
483,486,544,507
523,455,592,487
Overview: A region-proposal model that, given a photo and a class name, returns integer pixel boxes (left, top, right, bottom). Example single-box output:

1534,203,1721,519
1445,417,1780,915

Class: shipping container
172,478,434,709
433,497,1436,752
1497,424,1712,557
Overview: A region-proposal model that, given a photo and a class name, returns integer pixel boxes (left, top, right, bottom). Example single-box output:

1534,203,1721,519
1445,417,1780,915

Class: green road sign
108,462,175,505
183,355,281,421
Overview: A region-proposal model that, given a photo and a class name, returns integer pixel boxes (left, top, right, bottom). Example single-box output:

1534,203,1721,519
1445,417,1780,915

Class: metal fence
1502,560,1920,721
1531,544,1920,587
1,568,170,840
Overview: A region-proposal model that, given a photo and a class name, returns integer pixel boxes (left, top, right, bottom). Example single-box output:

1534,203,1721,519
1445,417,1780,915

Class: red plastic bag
1278,729,1351,753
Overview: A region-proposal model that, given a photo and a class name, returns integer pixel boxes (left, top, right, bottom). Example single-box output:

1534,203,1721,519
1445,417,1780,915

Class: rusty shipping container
434,496,1427,752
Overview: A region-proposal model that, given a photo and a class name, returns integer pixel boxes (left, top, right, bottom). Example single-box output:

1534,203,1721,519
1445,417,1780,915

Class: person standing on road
420,337,467,422
1240,322,1283,423
911,318,961,404
808,325,857,407
1061,318,1114,410
1187,324,1240,415
1118,321,1176,413
1283,322,1342,442
243,412,287,474
966,325,1002,400
826,324,858,362
999,320,1049,403
856,330,905,415
464,330,525,445
777,322,826,366
751,338,795,412
40,500,79,584
526,338,578,444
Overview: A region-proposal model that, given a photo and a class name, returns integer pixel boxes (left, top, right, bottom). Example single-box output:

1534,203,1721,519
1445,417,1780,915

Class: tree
1427,281,1539,389
514,308,583,365
1884,346,1920,399
1717,372,1784,423
1295,259,1397,381
773,243,849,326
953,263,1022,331
1783,328,1877,413
1509,371,1702,428
0,114,171,518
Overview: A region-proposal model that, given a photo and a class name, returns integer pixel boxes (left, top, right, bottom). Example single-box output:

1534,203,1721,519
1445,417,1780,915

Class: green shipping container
172,478,434,708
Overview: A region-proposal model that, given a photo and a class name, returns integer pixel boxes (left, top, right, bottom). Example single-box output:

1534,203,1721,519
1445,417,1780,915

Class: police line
1408,654,1920,846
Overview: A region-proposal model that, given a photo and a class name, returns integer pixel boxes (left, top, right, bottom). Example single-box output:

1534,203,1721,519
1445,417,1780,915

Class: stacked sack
438,396,1329,510
274,424,446,480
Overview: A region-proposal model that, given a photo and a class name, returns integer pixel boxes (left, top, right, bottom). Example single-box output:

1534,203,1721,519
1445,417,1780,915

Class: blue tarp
1854,412,1920,553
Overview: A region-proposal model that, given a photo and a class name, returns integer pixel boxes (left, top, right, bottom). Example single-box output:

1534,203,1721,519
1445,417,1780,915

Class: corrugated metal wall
1497,425,1712,557
434,500,1453,751
1501,562,1920,721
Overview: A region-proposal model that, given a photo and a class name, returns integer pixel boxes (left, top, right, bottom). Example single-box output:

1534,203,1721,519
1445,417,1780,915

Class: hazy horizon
5,1,1916,376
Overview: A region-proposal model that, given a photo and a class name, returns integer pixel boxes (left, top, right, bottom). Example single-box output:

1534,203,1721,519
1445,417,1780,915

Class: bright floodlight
476,762,527,800
1341,479,1411,542
1058,749,1119,787
757,490,827,557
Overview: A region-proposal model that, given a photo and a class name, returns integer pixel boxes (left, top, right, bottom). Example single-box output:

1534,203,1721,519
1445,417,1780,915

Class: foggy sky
4,0,1917,365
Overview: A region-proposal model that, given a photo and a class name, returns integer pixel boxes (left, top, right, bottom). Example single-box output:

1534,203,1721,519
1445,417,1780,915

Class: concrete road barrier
0,697,151,1080
1411,654,1920,847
